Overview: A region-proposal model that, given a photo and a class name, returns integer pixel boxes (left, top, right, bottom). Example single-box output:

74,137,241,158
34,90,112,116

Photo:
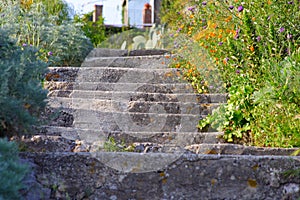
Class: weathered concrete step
185,143,299,156
85,48,169,58
47,107,222,133
73,111,200,132
46,67,183,83
20,152,300,199
46,107,201,132
81,55,171,69
44,81,195,92
42,126,223,146
48,90,228,103
48,97,221,116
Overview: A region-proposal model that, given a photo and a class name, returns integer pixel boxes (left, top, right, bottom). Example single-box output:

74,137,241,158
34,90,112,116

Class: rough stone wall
20,152,300,200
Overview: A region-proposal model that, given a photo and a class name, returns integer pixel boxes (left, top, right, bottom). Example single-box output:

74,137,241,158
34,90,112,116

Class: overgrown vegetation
0,138,28,199
162,0,300,147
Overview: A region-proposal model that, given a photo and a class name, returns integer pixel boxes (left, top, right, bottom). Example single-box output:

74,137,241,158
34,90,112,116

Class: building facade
122,0,161,27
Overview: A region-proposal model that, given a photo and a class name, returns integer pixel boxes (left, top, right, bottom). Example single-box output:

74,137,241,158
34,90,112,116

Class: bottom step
20,152,300,200
36,126,224,151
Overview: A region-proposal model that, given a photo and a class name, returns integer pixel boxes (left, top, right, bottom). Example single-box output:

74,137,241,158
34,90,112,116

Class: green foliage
0,138,28,199
74,12,106,47
283,165,300,179
19,0,73,24
250,56,300,147
74,12,129,48
99,28,147,49
103,137,134,152
42,22,94,66
164,0,300,147
160,0,186,27
103,137,126,152
35,0,73,24
0,29,48,137
0,0,93,66
99,25,172,51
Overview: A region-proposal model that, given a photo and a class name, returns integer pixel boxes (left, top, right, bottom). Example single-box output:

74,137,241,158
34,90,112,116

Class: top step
81,55,171,69
81,48,172,69
86,48,170,58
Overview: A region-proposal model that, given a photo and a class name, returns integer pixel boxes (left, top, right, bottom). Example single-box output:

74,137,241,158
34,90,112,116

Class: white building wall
128,0,152,27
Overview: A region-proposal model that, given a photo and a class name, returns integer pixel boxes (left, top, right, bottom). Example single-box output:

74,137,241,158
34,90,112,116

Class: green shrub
41,22,94,66
74,12,107,47
0,29,48,137
0,138,28,200
0,1,93,66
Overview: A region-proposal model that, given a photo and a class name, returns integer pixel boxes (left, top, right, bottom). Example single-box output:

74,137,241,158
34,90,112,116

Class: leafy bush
0,29,48,137
0,138,28,199
164,0,300,147
0,0,93,66
74,12,107,47
41,22,94,66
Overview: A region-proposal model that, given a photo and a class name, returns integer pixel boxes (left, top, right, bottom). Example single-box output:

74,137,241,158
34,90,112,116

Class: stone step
85,48,128,58
81,55,171,69
46,67,183,83
20,152,300,200
85,48,169,58
185,143,299,156
47,107,202,132
48,90,228,103
41,126,224,148
73,111,200,132
47,97,222,116
44,81,196,93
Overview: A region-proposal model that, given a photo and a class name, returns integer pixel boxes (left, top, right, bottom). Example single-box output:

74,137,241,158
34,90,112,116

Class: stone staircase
43,48,226,153
19,49,300,200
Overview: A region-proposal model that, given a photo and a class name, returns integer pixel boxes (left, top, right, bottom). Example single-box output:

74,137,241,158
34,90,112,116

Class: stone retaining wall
20,152,300,200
